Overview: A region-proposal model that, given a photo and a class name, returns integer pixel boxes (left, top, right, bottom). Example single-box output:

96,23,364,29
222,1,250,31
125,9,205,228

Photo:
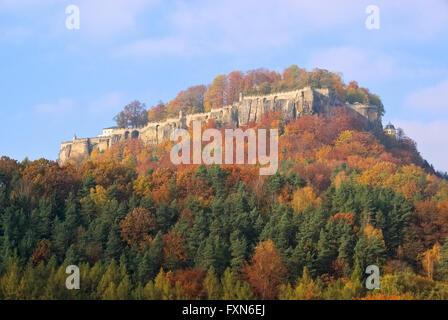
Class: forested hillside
1,67,448,300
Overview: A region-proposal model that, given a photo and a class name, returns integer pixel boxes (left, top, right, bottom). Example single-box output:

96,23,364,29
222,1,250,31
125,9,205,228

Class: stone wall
58,87,380,165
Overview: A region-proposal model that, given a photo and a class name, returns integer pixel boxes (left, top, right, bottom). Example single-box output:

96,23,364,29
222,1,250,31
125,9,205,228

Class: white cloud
394,119,448,172
405,79,448,114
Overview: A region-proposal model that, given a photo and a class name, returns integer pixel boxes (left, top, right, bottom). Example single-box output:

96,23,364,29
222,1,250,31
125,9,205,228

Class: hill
1,66,448,300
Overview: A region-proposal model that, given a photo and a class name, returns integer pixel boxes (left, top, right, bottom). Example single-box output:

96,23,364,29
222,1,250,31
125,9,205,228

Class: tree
346,81,369,105
226,71,243,104
0,255,24,299
119,207,156,246
204,74,227,111
116,274,132,300
286,267,322,300
147,102,167,122
230,231,247,273
204,267,222,299
282,64,305,89
342,264,365,299
420,242,441,280
163,230,187,270
166,85,207,117
291,186,322,213
436,238,448,280
244,240,286,299
31,239,51,265
114,101,148,128
172,268,206,299
221,267,255,300
105,225,123,261
354,231,386,273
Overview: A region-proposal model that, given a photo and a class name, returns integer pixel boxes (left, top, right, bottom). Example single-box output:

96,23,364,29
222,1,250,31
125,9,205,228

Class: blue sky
1,0,447,171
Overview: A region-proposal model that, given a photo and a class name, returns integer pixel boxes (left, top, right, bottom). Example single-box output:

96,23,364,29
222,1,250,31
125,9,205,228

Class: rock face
58,87,380,165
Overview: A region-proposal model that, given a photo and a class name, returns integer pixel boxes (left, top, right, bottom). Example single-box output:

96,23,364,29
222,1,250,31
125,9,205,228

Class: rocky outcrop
59,87,380,165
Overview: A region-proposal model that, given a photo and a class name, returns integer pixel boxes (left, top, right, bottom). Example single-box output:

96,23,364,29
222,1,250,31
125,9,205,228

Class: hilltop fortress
59,87,381,165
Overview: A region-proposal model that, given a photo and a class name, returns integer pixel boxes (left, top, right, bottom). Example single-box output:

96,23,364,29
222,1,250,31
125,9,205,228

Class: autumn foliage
1,66,447,300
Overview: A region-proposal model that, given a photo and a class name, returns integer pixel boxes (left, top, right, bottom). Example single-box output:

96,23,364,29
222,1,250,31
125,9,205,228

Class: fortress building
58,87,381,165
384,122,397,137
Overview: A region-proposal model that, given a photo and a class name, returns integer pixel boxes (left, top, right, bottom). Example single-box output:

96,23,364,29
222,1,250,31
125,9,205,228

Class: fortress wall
235,87,317,126
59,88,380,164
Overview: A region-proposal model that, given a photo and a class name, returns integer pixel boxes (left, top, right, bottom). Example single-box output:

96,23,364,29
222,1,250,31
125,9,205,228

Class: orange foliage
244,240,286,299
151,168,174,205
163,230,187,263
120,207,156,246
31,239,51,265
364,224,384,240
333,212,355,226
291,186,322,213
172,269,206,299
412,200,448,246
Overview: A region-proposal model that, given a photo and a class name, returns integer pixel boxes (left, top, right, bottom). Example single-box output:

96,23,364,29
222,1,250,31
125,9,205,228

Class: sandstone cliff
59,87,380,165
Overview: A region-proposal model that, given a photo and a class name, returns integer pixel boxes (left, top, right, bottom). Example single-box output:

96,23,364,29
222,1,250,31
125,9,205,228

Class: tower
384,122,396,137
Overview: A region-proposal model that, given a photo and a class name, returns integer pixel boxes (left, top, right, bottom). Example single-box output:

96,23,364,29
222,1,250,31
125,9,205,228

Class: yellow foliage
291,186,322,213
364,224,384,240
133,175,152,197
420,242,442,280
333,171,349,189
384,164,427,200
335,130,354,146
315,145,332,161
436,180,448,200
359,163,428,201
90,149,101,161
358,161,397,187
90,185,108,207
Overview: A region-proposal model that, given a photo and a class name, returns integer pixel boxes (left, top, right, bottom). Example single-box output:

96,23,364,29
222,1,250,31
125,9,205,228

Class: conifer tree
204,267,222,300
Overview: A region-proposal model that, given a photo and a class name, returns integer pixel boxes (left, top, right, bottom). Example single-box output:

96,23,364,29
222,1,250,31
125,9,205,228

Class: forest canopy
1,97,447,299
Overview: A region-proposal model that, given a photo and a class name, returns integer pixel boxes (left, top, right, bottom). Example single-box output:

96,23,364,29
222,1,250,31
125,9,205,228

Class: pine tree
154,269,175,300
342,264,364,299
102,282,117,300
96,260,120,299
105,224,123,262
221,268,239,300
204,267,222,299
293,267,322,300
0,255,24,299
230,231,247,274
116,274,132,300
